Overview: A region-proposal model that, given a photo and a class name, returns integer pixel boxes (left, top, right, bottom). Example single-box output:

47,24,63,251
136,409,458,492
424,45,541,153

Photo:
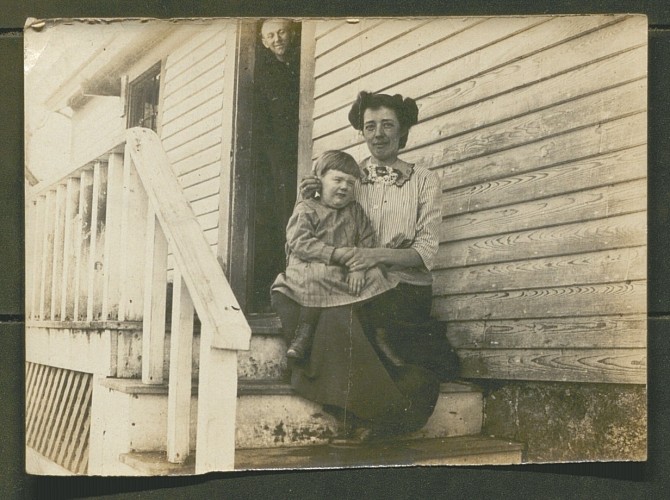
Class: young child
271,150,398,360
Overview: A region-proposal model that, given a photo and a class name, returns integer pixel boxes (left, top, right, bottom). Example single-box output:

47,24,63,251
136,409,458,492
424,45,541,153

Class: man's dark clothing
252,47,300,311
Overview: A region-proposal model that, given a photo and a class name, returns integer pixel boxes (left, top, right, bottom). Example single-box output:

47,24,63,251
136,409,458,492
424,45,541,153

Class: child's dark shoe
287,322,314,359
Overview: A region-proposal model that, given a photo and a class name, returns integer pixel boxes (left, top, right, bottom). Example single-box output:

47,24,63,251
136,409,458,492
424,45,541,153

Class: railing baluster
74,170,94,321
50,185,67,320
39,190,57,320
142,209,168,384
167,271,194,463
118,155,147,321
60,178,81,321
102,153,125,321
29,196,46,320
87,162,108,321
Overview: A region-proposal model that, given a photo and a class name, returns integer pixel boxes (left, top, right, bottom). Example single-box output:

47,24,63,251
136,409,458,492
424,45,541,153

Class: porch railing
26,127,251,473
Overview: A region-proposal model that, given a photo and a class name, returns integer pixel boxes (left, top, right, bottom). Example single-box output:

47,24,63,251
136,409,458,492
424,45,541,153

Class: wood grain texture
457,348,646,384
433,280,646,321
435,211,646,269
439,112,646,192
319,77,646,163
317,17,647,146
446,315,646,349
433,246,645,295
440,178,646,242
442,145,646,217
312,15,638,137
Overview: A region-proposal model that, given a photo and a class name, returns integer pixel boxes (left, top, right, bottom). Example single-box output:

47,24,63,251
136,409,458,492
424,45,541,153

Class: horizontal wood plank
313,16,544,118
165,125,223,164
161,109,224,153
178,161,221,189
433,280,646,321
313,15,635,129
442,144,646,217
433,246,645,295
440,178,646,242
457,348,646,384
162,63,226,115
314,19,383,57
164,26,224,74
317,76,646,162
446,315,647,349
435,211,646,269
439,112,646,192
162,78,225,127
315,19,428,78
163,44,226,97
161,90,225,141
172,146,222,178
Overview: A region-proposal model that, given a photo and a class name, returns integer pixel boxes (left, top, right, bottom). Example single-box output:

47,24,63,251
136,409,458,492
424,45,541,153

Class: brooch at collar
361,164,413,187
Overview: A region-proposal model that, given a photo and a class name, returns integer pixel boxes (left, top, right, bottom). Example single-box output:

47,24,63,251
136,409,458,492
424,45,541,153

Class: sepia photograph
23,15,647,476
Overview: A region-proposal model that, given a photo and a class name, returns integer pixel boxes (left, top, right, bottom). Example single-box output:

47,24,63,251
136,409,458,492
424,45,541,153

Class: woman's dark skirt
271,285,441,436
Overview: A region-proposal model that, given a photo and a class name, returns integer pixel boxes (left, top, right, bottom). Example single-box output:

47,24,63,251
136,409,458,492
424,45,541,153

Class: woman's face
362,106,405,163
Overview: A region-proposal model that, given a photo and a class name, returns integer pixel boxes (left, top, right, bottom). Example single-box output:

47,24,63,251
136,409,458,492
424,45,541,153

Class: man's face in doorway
261,19,293,62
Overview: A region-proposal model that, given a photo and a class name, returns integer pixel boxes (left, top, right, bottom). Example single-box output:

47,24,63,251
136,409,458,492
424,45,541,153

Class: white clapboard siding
161,25,228,261
307,16,647,384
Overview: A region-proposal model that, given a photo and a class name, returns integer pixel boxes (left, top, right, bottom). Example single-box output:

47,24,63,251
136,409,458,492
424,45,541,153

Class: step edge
100,377,481,396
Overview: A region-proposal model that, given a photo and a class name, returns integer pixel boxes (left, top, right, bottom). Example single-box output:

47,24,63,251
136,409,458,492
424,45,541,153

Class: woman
272,91,447,443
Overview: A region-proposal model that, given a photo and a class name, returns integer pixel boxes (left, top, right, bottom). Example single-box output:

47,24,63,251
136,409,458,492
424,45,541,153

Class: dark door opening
247,20,302,313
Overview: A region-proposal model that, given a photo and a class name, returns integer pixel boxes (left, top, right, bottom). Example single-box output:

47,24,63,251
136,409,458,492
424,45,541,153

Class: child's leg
287,307,321,359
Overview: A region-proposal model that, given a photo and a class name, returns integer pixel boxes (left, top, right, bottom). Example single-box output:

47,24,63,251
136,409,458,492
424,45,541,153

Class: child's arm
353,202,377,249
346,270,366,296
286,204,336,264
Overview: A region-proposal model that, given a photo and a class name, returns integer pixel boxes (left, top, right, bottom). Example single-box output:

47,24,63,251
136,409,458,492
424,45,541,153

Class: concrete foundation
481,381,647,463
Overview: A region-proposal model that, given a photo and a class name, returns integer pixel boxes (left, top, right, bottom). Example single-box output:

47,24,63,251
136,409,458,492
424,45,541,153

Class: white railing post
50,184,67,320
195,334,238,473
118,153,147,321
29,196,46,320
74,170,94,321
167,272,194,463
101,152,125,321
60,178,81,321
141,209,168,385
87,162,108,321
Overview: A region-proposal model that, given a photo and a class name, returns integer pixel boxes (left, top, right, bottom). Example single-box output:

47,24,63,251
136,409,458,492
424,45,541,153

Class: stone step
236,380,483,448
119,435,523,475
94,377,483,472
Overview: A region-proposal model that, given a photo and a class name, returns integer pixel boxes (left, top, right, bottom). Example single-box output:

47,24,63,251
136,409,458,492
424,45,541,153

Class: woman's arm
346,171,441,271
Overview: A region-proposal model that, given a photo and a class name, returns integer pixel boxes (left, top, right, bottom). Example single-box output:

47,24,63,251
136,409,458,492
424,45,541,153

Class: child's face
319,169,357,209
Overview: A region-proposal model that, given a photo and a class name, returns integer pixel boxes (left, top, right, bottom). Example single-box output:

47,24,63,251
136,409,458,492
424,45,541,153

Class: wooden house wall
308,15,647,384
160,25,229,260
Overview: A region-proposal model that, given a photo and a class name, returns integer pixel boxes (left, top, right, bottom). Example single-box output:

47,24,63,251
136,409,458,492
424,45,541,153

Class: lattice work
25,362,92,475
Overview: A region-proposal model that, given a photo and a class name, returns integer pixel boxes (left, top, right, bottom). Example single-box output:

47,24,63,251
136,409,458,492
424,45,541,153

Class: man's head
261,19,294,62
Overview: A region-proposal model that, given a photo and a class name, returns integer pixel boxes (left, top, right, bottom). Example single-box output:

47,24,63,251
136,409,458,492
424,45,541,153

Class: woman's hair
347,91,419,149
313,150,361,179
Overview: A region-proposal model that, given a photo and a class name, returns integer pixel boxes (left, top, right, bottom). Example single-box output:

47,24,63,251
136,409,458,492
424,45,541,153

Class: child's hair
313,150,361,179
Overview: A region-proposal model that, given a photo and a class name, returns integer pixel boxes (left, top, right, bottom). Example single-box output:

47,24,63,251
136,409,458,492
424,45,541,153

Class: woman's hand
299,175,321,200
332,247,355,265
345,248,380,272
347,270,366,296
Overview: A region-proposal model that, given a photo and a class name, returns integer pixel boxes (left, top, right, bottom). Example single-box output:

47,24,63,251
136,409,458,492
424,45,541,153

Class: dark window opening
127,63,161,132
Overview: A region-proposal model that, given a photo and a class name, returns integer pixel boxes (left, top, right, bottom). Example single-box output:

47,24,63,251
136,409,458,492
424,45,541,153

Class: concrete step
119,435,523,475
93,377,483,473
236,380,483,448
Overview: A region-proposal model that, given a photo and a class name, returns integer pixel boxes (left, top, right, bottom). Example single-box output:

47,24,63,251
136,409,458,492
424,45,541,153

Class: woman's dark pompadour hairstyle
347,91,419,149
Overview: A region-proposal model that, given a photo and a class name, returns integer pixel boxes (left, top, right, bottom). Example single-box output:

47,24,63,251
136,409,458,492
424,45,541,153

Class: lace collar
360,157,414,187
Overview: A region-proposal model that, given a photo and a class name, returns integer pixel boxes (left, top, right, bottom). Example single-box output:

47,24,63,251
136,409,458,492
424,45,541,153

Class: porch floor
120,435,523,475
